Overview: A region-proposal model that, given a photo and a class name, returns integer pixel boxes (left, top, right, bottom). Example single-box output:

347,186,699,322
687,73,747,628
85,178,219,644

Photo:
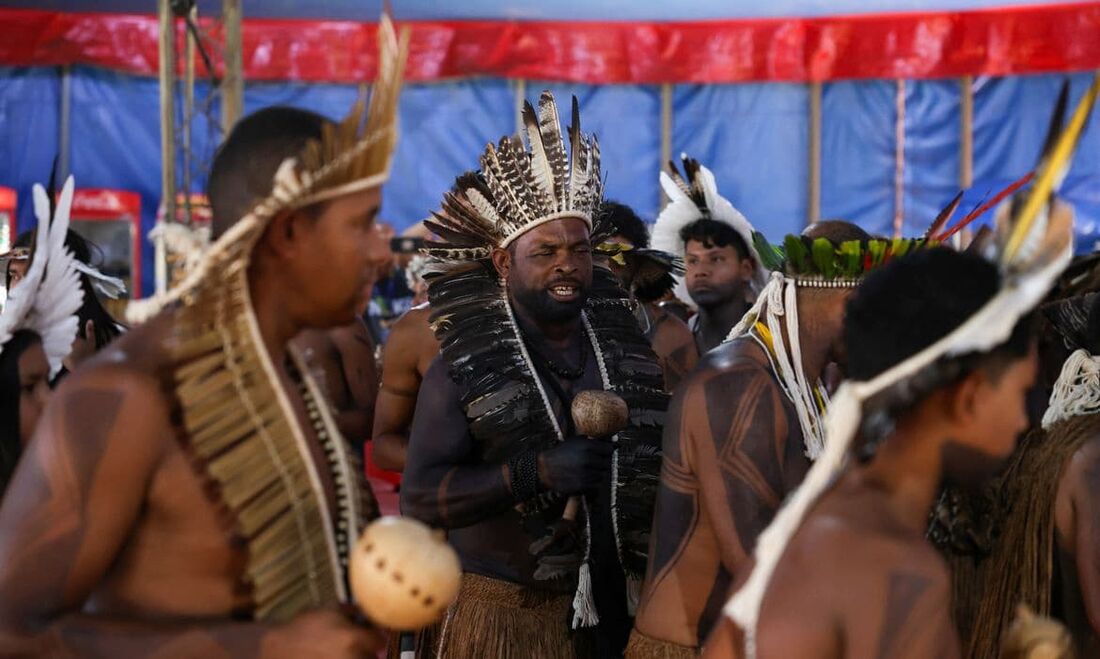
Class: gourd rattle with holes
562,390,630,522
349,516,462,630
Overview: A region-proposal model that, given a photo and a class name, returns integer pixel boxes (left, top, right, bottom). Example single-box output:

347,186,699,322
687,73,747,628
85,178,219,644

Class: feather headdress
651,155,769,296
128,14,408,323
724,73,1097,658
424,92,605,263
0,177,84,377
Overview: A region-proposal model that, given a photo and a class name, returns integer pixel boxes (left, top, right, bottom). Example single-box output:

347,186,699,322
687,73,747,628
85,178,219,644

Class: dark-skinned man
651,157,768,355
0,18,407,657
401,92,667,658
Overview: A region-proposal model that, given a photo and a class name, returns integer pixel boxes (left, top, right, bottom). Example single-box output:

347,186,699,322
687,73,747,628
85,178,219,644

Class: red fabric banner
1,4,1098,83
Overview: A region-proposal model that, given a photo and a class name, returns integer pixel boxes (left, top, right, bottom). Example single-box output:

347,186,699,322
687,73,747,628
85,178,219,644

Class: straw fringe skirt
624,628,697,659
418,572,593,659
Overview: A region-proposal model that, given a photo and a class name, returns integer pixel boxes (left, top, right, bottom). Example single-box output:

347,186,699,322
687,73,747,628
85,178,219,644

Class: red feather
936,172,1035,241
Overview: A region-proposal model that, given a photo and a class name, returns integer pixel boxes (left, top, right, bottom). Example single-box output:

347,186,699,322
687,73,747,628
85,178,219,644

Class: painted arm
371,316,425,472
400,358,613,529
399,359,515,528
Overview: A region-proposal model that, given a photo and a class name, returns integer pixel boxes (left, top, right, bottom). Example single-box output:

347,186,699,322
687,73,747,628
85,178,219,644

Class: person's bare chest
87,439,249,618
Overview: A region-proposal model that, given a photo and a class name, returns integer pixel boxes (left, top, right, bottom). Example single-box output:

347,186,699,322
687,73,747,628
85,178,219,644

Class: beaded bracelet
507,450,541,503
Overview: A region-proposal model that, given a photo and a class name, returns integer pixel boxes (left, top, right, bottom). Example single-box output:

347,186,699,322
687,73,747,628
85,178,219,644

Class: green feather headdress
751,232,929,287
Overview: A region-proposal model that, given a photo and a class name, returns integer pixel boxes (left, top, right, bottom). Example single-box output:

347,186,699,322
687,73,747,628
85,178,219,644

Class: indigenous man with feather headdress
400,92,668,658
651,158,771,355
0,16,408,657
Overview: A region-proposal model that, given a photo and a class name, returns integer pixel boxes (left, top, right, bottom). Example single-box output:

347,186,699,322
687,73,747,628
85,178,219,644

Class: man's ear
740,255,757,281
491,247,512,280
945,370,985,426
263,209,310,260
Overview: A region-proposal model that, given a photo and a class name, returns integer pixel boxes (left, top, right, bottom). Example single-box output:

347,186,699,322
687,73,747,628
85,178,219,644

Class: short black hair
207,106,331,239
679,219,749,260
847,247,1032,382
845,247,1034,453
599,200,649,248
804,219,872,244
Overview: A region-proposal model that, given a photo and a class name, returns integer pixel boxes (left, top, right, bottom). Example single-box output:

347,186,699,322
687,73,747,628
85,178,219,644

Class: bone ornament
563,390,630,521
349,516,461,631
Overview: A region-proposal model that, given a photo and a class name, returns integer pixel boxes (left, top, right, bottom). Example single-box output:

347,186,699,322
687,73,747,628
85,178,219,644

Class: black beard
939,440,1012,493
511,281,589,324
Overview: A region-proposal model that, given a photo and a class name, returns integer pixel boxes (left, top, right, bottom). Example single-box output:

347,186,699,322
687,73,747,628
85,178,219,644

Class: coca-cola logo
70,190,140,217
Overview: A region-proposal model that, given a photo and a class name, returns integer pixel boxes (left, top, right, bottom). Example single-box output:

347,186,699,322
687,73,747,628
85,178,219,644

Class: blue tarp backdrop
1,65,1099,296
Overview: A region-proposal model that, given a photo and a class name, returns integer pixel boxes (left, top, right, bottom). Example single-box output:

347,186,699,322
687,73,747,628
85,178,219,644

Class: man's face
684,240,752,309
943,347,1038,488
293,187,384,327
17,339,50,448
494,218,593,324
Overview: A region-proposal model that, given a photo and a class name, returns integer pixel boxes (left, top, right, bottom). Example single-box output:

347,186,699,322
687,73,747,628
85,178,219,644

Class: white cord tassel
1043,349,1100,430
571,508,600,629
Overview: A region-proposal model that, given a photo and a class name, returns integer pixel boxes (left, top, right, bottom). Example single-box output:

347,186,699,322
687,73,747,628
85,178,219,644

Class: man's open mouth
548,284,580,301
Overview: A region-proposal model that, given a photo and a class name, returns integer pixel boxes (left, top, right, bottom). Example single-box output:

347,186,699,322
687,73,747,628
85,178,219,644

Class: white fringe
571,560,600,629
1043,349,1100,430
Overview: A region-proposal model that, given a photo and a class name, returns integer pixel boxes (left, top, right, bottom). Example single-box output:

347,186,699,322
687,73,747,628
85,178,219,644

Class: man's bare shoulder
676,337,778,400
391,305,434,340
1057,429,1100,532
686,338,774,385
795,486,950,583
56,311,181,435
651,305,694,344
1063,429,1100,490
87,309,179,377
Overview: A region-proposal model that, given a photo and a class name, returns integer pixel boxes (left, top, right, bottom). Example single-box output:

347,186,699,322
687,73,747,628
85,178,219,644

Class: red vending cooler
68,189,142,300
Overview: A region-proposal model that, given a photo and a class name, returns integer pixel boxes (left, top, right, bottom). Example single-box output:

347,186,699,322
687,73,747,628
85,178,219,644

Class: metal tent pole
156,0,177,296
808,81,822,226
221,0,243,135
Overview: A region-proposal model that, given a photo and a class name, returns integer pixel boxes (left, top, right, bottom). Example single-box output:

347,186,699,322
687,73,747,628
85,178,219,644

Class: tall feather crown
425,92,604,261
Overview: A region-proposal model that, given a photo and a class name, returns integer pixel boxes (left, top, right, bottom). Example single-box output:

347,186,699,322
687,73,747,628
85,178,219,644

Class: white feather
0,177,84,377
652,162,769,295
